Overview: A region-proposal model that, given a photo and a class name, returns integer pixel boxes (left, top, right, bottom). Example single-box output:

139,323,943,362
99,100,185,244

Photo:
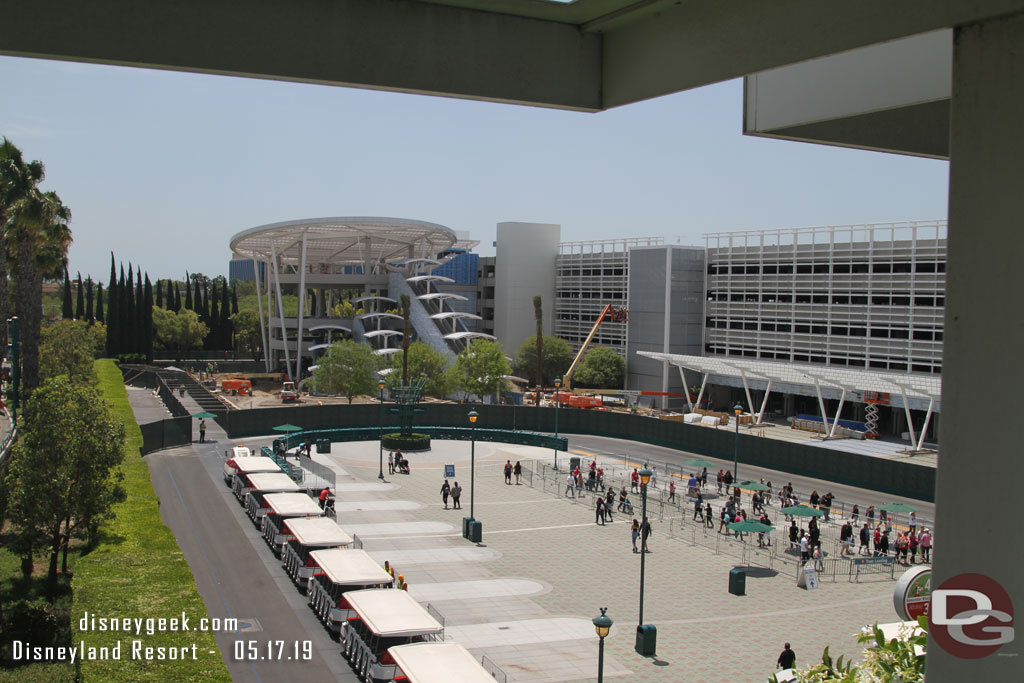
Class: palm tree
0,138,45,343
9,188,72,395
533,295,543,406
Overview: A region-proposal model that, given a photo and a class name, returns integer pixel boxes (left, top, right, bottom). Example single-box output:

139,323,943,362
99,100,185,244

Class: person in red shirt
631,469,639,493
319,487,330,509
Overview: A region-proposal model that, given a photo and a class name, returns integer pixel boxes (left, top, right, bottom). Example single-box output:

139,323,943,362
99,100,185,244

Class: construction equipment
280,381,300,402
562,304,628,390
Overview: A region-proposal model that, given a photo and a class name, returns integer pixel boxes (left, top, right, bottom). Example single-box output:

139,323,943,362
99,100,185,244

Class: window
832,296,849,304
890,329,909,339
776,324,791,332
778,295,793,303
795,324,810,333
851,295,868,305
872,296,890,306
869,360,887,369
914,296,934,306
873,263,892,273
852,263,869,274
890,362,908,371
745,265,759,274
813,295,828,304
833,264,851,274
831,326,848,336
916,262,936,273
796,295,811,304
870,328,888,338
892,296,910,306
848,358,865,367
893,262,912,273
763,265,778,274
779,265,794,274
797,265,812,274
913,330,933,341
814,264,829,274
850,327,866,337
812,325,827,334
794,354,809,362
761,323,776,332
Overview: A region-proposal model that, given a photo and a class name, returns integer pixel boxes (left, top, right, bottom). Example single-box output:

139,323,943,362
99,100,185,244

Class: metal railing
0,424,17,470
480,654,509,682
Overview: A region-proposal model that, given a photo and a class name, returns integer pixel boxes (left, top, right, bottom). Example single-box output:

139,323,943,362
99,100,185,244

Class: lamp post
468,409,478,520
378,380,386,480
636,464,652,655
593,607,613,683
732,402,743,485
553,377,562,471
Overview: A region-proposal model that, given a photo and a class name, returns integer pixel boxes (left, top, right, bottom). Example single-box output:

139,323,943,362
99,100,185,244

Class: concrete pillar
929,13,1024,680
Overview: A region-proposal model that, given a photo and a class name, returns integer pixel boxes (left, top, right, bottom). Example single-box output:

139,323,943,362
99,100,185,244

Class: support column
271,243,292,381
294,232,308,381
930,13,1024,681
253,257,270,372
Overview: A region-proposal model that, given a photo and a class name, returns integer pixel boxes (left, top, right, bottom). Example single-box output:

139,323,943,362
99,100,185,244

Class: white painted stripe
408,579,544,602
444,618,595,649
340,522,455,537
366,548,498,565
332,482,398,492
332,500,420,512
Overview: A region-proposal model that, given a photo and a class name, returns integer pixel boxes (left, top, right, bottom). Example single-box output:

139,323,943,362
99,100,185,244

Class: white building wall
493,222,559,353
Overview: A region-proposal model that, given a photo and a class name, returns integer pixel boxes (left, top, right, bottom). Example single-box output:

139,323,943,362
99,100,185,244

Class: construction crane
562,304,628,390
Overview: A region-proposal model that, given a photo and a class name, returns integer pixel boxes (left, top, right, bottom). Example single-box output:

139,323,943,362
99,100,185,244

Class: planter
381,432,431,451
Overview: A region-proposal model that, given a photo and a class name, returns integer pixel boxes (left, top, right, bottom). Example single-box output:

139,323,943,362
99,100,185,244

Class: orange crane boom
562,304,627,390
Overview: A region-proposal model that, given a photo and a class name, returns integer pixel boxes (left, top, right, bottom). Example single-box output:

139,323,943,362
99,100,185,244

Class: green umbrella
728,520,774,533
192,411,217,419
879,502,918,514
781,505,825,518
738,480,769,491
683,458,717,469
273,424,304,433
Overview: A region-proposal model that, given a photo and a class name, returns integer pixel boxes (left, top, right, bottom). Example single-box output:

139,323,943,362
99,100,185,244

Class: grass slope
70,360,230,681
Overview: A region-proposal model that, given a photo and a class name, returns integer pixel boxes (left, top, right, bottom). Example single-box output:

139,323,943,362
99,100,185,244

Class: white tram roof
309,549,394,586
343,588,443,637
262,493,324,517
232,446,252,458
245,472,301,493
231,457,282,475
283,517,353,546
387,642,494,683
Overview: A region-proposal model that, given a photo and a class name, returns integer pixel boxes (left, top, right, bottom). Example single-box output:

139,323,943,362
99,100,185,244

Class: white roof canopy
230,457,282,475
431,311,482,321
418,292,468,302
375,348,402,356
310,549,394,586
359,312,403,321
406,275,455,284
245,473,301,493
308,324,352,333
443,331,496,341
387,643,493,683
283,517,353,547
262,493,324,517
343,588,443,637
364,330,402,338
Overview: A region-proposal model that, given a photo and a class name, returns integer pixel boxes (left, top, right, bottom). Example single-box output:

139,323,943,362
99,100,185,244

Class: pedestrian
859,523,870,555
809,490,819,508
565,473,575,498
919,528,932,562
800,533,810,563
514,461,522,485
595,496,606,525
851,504,860,523
198,418,207,443
640,517,652,552
575,472,584,498
908,511,917,533
701,467,708,489
908,531,919,564
451,482,462,509
789,522,799,550
687,473,697,497
694,494,704,521
604,489,616,522
388,451,395,475
719,508,731,534
631,519,640,552
873,526,882,556
631,468,639,493
879,530,890,557
650,466,658,488
587,468,596,491
866,504,875,523
319,486,331,509
596,467,605,490
504,460,512,485
723,469,733,493
705,503,714,528
716,469,724,494
440,480,451,509
618,488,628,511
668,480,676,503
839,521,853,556
777,643,796,671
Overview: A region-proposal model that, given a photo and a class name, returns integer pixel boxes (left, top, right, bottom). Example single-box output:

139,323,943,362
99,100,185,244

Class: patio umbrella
781,505,825,518
273,424,304,433
683,458,717,469
737,480,769,491
728,520,774,533
879,502,918,514
191,411,217,419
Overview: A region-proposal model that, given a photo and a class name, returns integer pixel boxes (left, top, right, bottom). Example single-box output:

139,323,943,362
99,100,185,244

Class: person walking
640,517,652,552
198,418,207,443
716,469,724,494
777,643,796,671
789,522,799,551
800,533,810,563
504,460,513,485
388,451,395,475
604,488,616,522
618,488,628,512
440,480,451,509
565,473,576,498
908,531,919,564
839,521,853,556
701,467,708,489
859,523,870,555
668,480,676,503
851,504,860,523
650,466,658,489
705,503,714,528
908,511,917,533
919,528,932,562
630,469,639,493
575,472,584,498
595,496,606,525
718,508,731,534
514,461,522,485
451,482,462,509
630,519,641,552
694,494,704,522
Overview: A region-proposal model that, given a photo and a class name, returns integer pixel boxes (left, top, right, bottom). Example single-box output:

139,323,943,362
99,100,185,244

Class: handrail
0,424,17,470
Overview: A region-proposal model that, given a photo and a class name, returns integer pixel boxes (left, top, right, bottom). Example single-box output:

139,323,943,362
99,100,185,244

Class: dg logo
931,573,1014,659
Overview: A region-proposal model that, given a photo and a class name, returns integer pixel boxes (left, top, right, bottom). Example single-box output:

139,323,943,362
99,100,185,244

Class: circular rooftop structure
230,217,477,266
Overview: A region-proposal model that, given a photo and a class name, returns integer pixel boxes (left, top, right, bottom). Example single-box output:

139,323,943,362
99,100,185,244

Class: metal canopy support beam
916,397,935,451
827,387,848,438
271,243,292,381
756,380,773,425
900,386,918,449
813,378,829,434
294,231,308,381
253,256,270,372
738,369,756,417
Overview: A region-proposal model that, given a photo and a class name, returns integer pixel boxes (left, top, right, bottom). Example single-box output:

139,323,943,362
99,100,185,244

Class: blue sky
0,56,948,282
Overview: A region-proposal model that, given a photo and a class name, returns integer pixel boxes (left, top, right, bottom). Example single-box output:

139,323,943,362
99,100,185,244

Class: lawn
68,360,230,681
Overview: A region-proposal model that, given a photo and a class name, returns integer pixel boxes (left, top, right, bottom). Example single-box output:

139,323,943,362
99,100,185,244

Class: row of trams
222,447,497,683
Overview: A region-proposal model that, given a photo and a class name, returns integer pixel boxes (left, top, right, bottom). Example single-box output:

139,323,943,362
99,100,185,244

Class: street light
635,464,653,655
468,410,478,521
732,402,743,486
593,607,613,683
553,377,562,471
378,380,386,480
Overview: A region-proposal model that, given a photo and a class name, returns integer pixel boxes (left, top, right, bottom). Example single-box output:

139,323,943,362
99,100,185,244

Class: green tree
0,138,46,338
573,346,625,389
454,339,510,401
75,272,85,319
387,341,455,398
152,307,208,361
231,309,262,360
310,339,380,403
95,281,104,323
85,276,94,322
62,266,73,318
40,319,98,385
533,295,543,405
4,376,126,599
515,335,573,387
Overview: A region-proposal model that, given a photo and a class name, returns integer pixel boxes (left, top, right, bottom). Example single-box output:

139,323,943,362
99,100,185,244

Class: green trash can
462,516,474,538
569,456,581,472
729,568,746,596
467,520,482,543
316,438,330,454
635,624,657,655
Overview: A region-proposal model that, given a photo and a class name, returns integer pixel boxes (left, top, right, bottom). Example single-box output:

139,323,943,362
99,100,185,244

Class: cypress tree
220,279,232,349
135,267,144,354
62,267,73,319
75,272,85,319
96,283,104,323
144,274,154,363
156,279,164,309
172,282,181,312
198,278,207,323
184,272,193,311
231,285,238,315
120,265,131,356
105,254,118,355
209,285,220,350
85,277,94,323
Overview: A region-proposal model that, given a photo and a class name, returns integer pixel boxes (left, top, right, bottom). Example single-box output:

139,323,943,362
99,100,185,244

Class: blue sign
445,464,455,478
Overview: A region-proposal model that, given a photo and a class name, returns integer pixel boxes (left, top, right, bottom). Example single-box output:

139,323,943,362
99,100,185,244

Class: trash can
635,624,657,655
569,456,581,472
729,568,746,596
316,438,330,454
462,516,474,538
467,520,482,543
